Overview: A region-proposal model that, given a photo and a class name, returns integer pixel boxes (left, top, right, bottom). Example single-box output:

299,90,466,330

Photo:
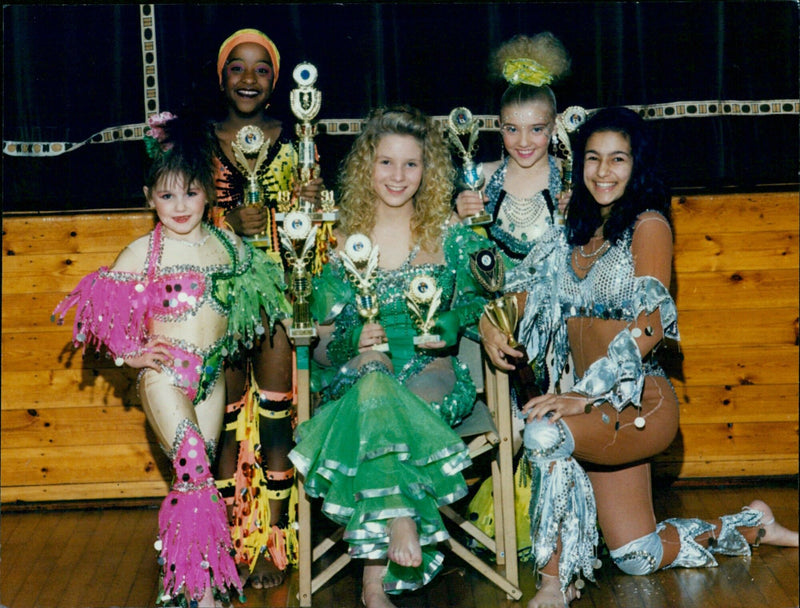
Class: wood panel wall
2,192,798,504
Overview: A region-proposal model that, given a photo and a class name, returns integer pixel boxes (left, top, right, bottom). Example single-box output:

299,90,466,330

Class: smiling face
500,100,554,169
371,134,424,211
221,42,274,117
145,172,207,241
583,130,634,216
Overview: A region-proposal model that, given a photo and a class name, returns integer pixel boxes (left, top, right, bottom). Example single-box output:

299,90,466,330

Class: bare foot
195,586,223,608
387,517,422,568
748,499,799,547
362,563,398,608
527,572,580,608
248,556,286,589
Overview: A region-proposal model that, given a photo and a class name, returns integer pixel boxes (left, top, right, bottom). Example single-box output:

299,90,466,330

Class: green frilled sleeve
442,223,497,335
310,258,362,369
213,233,292,353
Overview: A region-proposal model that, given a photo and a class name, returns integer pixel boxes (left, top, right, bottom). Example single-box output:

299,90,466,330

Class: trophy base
413,333,441,345
289,326,317,340
245,235,273,248
463,212,492,227
276,211,338,223
370,341,390,352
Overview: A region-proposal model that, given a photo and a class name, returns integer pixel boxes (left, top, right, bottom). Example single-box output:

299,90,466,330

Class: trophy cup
551,106,587,224
470,247,547,402
406,275,443,345
231,125,273,248
278,211,318,340
447,106,491,226
339,234,389,352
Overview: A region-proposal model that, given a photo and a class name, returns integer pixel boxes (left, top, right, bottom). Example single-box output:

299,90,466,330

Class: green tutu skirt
289,370,471,592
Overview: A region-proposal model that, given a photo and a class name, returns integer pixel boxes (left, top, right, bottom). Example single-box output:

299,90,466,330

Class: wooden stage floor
2,480,797,608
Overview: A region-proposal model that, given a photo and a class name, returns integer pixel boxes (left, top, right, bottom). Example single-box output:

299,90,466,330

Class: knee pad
609,531,664,575
523,416,574,460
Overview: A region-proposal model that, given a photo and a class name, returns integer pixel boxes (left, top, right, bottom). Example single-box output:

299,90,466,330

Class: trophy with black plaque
470,247,547,401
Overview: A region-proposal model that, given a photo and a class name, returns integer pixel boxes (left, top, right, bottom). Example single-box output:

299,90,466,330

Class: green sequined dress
289,223,491,592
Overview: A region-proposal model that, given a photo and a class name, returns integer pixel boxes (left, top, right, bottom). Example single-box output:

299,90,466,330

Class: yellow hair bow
503,58,554,87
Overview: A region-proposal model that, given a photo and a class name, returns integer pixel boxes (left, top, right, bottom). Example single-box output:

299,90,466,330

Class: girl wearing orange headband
209,28,323,592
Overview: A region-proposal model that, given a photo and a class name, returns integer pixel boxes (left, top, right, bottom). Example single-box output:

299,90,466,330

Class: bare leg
250,319,295,589
362,561,398,608
387,517,422,568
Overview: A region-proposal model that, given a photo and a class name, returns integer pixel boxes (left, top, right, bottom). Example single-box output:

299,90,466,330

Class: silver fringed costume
504,218,765,591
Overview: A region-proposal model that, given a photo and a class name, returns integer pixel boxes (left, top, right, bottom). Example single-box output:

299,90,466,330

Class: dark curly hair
144,115,217,204
566,107,670,246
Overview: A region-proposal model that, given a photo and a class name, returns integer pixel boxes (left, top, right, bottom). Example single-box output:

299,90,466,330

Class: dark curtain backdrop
3,2,798,212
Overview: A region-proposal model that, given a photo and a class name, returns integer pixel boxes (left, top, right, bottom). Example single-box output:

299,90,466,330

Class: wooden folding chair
293,336,522,606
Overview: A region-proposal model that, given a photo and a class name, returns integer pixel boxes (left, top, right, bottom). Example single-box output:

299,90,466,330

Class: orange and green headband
217,28,280,89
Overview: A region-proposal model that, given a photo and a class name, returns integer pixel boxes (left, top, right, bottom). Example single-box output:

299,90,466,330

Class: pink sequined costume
53,221,290,604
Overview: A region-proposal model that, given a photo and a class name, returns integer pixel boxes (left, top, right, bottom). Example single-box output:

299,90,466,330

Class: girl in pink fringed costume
53,114,290,608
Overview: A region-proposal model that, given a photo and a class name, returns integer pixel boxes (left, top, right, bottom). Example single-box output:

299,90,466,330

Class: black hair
144,115,217,204
566,107,671,246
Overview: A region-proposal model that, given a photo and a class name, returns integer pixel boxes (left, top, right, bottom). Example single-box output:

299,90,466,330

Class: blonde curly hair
491,32,571,118
336,106,454,252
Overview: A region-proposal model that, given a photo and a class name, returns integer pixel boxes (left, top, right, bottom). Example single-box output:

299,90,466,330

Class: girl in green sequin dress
289,106,493,608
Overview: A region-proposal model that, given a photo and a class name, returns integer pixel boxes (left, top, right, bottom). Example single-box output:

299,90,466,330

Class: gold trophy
551,105,587,224
470,247,546,401
406,275,444,345
276,62,337,223
278,211,318,340
339,233,388,352
231,125,273,248
447,106,491,226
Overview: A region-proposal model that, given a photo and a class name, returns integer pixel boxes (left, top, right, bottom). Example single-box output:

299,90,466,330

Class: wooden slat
664,421,798,462
2,211,155,255
1,444,170,487
675,307,798,347
653,458,798,479
2,480,170,503
673,230,797,273
2,253,126,294
675,384,799,424
2,368,140,410
671,192,799,234
1,406,152,448
674,344,798,386
2,332,118,372
673,268,799,311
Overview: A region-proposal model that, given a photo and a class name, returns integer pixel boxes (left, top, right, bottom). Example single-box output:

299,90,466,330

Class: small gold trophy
406,275,443,345
339,234,388,352
551,105,587,224
231,125,273,248
470,247,546,401
278,211,318,340
447,106,491,226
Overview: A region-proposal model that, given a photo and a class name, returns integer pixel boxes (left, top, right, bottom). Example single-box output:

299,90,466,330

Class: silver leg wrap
660,518,718,569
609,531,664,575
708,507,764,556
524,416,599,593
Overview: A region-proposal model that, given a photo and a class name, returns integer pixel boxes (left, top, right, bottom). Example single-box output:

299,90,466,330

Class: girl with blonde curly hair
289,106,496,607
